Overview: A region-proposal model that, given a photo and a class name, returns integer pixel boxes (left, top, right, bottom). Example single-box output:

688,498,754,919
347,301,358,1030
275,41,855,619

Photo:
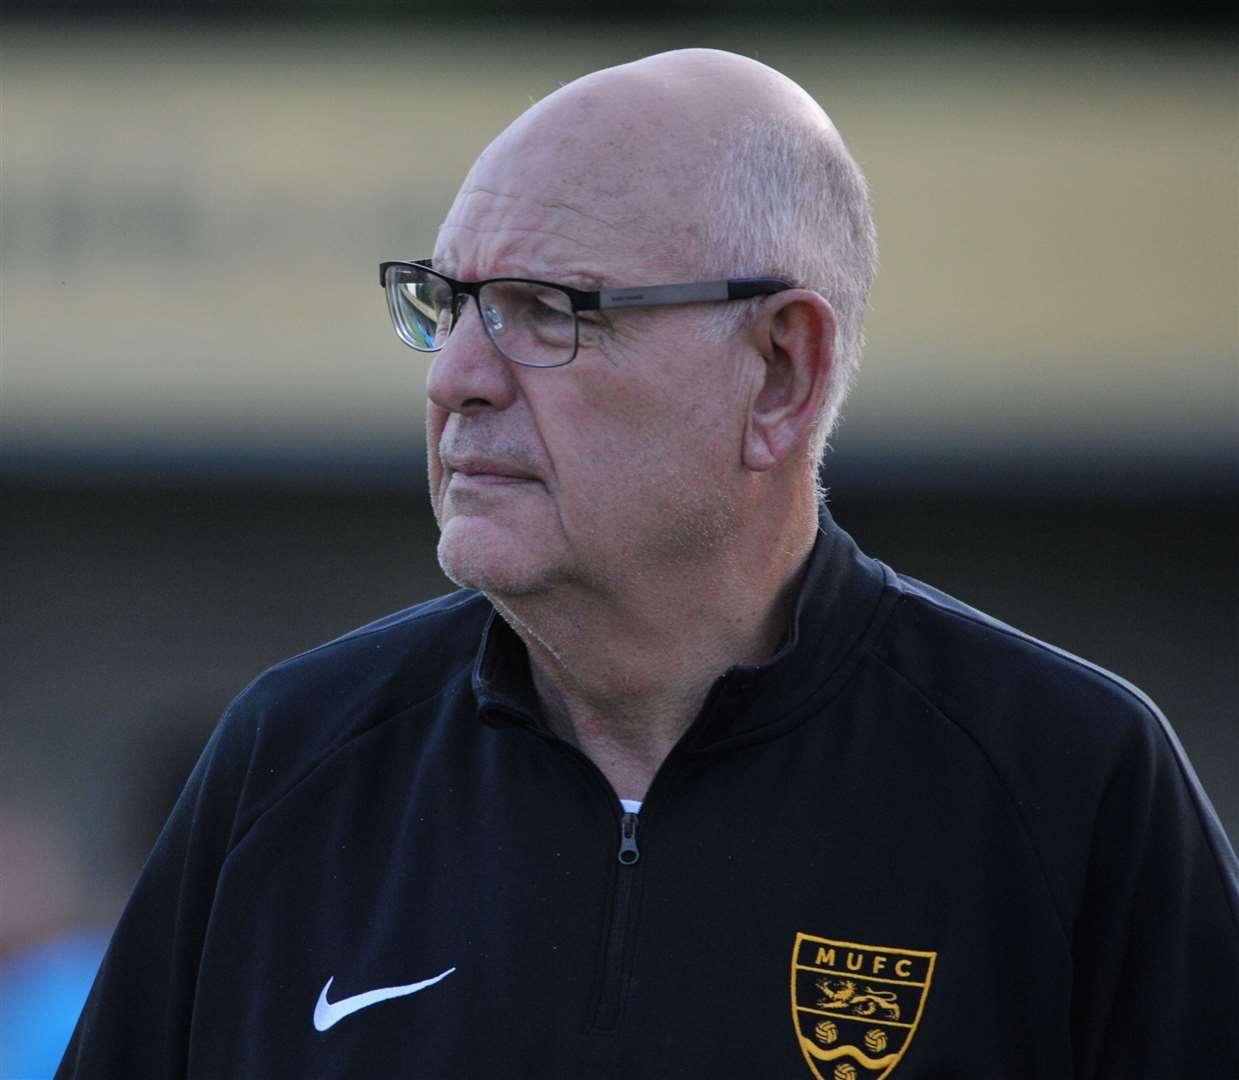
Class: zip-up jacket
58,517,1239,1078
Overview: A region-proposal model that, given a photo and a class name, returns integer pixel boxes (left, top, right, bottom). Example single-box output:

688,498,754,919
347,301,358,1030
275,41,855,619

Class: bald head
439,49,876,456
461,51,836,264
506,48,838,174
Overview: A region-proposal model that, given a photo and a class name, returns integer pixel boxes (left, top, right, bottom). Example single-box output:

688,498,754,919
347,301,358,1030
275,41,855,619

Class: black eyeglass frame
379,258,793,367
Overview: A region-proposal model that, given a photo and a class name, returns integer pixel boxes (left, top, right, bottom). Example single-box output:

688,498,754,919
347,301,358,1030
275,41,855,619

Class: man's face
424,115,751,601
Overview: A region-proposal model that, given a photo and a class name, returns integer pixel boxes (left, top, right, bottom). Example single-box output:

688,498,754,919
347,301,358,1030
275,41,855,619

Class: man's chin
436,516,553,597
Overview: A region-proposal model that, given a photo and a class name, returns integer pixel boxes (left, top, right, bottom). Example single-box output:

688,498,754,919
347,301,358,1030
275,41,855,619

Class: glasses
380,259,791,368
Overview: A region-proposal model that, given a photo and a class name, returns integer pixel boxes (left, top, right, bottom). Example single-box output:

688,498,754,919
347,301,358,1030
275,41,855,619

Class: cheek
548,368,739,515
426,404,449,467
425,401,448,439
425,404,451,519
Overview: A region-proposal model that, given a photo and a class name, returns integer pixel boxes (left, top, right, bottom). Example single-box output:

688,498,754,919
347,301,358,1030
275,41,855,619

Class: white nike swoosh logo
313,967,456,1032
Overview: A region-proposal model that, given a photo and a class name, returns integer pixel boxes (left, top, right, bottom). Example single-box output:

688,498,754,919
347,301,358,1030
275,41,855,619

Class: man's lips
442,456,539,486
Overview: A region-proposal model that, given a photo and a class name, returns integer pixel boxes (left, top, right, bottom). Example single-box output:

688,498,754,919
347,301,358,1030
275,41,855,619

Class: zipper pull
617,811,640,865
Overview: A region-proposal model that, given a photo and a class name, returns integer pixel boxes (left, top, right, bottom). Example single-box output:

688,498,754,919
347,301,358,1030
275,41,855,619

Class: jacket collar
472,507,890,747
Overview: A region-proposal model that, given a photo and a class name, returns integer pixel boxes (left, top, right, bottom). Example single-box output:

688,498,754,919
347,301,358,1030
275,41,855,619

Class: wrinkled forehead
436,94,715,286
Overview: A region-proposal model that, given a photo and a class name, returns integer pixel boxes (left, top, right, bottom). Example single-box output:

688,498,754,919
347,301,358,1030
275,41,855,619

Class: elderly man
60,49,1237,1079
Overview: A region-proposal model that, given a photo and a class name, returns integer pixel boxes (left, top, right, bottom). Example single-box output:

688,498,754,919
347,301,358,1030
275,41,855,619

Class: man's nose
425,302,518,415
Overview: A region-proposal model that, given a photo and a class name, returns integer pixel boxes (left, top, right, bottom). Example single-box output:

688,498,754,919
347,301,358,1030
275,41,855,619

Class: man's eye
530,295,573,322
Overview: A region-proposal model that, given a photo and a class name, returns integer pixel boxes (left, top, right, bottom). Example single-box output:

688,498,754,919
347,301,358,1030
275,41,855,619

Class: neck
490,500,818,801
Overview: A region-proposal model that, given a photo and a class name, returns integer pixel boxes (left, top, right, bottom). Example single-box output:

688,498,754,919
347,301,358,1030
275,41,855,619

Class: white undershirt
619,799,643,814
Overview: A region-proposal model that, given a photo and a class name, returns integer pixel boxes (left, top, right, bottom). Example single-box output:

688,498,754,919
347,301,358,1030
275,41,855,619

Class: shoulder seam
891,580,1160,715
865,641,1074,949
226,659,476,855
886,587,1239,942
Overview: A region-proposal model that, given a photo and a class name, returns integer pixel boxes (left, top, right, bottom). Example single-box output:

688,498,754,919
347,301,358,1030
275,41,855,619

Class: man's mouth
443,455,539,488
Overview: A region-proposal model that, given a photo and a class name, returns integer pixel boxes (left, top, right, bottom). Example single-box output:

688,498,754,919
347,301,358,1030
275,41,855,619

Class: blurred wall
2,20,1236,940
4,24,1234,482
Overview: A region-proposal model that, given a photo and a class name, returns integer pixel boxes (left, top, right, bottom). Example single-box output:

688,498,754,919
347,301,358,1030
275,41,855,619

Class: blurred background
1,3,1235,1073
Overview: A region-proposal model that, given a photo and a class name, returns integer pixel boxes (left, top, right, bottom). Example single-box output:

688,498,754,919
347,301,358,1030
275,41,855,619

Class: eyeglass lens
385,265,579,368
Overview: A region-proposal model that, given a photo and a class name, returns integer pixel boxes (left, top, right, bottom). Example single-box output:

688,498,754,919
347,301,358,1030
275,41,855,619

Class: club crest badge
791,932,936,1079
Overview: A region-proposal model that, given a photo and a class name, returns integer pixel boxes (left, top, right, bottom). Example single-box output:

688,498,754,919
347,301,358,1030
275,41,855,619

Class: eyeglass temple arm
378,263,792,308
590,278,790,311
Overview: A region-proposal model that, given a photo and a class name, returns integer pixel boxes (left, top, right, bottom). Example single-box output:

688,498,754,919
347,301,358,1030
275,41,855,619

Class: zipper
617,811,640,865
517,726,649,1035
515,709,715,1036
493,672,740,1039
590,811,641,1031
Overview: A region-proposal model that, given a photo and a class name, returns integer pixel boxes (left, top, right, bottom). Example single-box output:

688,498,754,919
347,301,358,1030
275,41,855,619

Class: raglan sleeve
54,694,259,1080
1069,700,1239,1078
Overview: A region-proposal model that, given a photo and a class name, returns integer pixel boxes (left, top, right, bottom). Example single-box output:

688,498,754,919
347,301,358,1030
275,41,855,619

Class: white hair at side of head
698,114,877,472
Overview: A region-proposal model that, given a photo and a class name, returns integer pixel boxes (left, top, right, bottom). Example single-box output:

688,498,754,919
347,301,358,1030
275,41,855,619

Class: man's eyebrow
557,271,607,291
429,256,607,292
429,239,455,275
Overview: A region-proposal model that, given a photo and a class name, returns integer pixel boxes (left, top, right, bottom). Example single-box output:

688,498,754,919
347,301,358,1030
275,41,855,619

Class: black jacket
58,518,1239,1079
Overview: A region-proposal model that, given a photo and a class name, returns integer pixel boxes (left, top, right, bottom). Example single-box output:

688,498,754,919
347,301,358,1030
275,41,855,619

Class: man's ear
741,289,836,472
